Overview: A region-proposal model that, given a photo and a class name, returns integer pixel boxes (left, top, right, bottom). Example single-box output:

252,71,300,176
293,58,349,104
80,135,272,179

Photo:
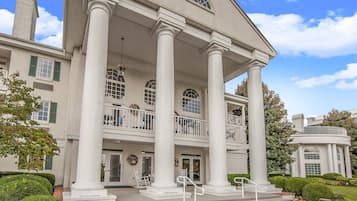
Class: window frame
187,0,214,13
305,163,321,176
36,57,54,81
32,101,51,123
105,68,125,100
182,88,201,114
144,80,156,106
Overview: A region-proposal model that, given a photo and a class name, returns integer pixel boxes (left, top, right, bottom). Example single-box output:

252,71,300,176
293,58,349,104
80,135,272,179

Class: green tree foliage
0,74,59,170
236,80,296,173
321,109,357,175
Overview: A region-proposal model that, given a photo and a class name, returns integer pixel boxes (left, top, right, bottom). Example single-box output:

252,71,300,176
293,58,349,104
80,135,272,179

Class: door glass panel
182,158,190,177
193,159,201,181
109,154,121,182
142,156,152,177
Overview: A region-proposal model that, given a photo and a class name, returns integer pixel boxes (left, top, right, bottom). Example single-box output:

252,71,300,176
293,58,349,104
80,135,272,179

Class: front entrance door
101,151,122,186
181,156,202,184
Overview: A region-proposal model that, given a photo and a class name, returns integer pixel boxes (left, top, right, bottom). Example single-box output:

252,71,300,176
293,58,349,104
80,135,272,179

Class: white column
332,144,338,173
327,144,334,172
344,146,352,178
298,145,305,177
247,63,269,184
151,23,177,189
207,44,230,187
70,0,113,194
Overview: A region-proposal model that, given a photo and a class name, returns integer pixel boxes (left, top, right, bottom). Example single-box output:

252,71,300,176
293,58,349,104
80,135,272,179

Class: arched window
105,69,125,99
144,80,156,105
182,89,200,114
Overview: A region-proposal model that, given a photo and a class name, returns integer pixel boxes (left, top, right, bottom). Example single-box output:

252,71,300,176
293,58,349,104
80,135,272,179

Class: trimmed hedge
0,174,53,193
269,176,287,190
302,183,334,201
284,177,310,195
0,178,50,201
321,173,342,181
0,172,55,186
227,174,250,185
21,195,59,201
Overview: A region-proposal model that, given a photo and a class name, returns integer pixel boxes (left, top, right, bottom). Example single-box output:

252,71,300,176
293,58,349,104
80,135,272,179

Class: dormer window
193,0,211,9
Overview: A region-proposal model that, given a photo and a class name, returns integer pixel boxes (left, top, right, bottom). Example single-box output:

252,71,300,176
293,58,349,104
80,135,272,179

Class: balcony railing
103,105,245,144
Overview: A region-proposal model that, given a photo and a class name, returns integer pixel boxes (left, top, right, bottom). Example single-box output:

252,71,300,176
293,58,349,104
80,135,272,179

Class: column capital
88,0,116,16
247,60,265,72
207,31,231,54
152,7,186,36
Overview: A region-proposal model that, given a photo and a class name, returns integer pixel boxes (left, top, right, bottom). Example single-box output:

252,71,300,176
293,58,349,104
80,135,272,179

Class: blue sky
0,0,356,119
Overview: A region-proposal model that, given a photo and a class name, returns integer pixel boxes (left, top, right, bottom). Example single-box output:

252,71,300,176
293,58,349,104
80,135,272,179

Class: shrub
0,172,55,186
348,178,357,186
227,173,250,185
21,195,59,201
0,178,49,201
302,183,334,201
0,174,53,193
269,176,287,190
321,173,342,180
284,177,310,195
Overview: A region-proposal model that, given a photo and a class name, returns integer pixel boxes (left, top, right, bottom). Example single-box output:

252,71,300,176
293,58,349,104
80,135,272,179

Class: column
68,0,114,197
247,62,269,184
344,146,352,178
298,145,305,177
332,144,338,173
151,23,177,189
327,144,334,172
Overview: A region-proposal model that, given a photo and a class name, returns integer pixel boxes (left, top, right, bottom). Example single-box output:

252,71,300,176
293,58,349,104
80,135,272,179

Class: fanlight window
304,147,320,160
182,89,200,114
105,69,125,99
144,80,156,105
193,0,211,9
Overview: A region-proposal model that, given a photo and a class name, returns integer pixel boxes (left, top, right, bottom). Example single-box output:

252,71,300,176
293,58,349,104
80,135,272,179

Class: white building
0,0,279,200
307,109,357,126
290,114,352,178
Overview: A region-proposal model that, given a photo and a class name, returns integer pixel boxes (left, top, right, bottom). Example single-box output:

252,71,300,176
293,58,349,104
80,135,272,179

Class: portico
62,0,277,200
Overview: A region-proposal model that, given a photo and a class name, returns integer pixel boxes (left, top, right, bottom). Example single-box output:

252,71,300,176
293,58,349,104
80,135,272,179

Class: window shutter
45,155,53,170
49,102,57,123
53,61,61,81
29,56,38,77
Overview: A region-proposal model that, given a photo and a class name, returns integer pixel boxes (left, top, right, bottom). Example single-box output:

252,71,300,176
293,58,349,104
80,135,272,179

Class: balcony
103,105,246,147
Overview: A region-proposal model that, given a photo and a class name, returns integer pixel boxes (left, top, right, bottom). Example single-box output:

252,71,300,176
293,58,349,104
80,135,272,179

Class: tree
321,109,357,175
0,73,59,170
236,80,296,174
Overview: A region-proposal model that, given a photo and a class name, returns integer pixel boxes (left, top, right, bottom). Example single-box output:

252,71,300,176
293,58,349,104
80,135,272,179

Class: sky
0,0,356,119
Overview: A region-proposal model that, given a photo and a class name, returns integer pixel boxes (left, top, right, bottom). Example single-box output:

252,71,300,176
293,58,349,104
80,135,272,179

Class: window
32,101,50,122
193,0,211,9
36,57,53,80
337,148,341,161
18,154,53,170
304,147,320,160
44,155,53,170
305,163,321,176
144,80,156,105
338,164,342,174
182,89,200,114
105,69,125,99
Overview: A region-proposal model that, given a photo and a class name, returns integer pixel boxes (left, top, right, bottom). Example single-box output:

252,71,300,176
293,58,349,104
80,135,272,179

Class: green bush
348,178,357,186
322,173,342,180
0,178,49,201
269,176,287,190
0,174,53,193
302,183,334,201
0,172,55,186
21,195,59,201
227,173,250,185
285,177,310,195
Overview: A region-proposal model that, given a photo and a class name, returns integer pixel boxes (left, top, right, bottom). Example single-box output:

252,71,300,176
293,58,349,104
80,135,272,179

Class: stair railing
176,176,204,201
233,177,258,201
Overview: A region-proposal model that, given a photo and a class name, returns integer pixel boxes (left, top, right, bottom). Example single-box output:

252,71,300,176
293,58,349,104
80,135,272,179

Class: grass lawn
327,185,357,201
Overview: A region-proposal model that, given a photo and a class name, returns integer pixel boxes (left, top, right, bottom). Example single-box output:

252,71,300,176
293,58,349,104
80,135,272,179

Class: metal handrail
233,177,258,201
176,176,204,201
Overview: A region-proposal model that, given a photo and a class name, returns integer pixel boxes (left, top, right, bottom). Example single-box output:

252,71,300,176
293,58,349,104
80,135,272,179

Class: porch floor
108,187,286,201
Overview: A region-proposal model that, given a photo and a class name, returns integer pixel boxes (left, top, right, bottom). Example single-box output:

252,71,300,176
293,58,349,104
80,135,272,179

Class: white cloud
286,0,298,3
248,12,357,57
0,9,14,34
0,7,62,48
295,63,357,89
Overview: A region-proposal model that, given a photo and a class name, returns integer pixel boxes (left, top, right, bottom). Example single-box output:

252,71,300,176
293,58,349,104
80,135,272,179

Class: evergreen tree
321,109,357,175
0,73,59,170
236,80,296,174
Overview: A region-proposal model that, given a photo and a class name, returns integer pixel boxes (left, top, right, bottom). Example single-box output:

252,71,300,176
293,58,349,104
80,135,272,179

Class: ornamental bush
20,195,59,201
0,178,49,201
321,173,342,180
269,176,287,190
227,174,250,185
348,178,357,186
284,177,310,195
0,172,55,186
0,174,53,193
302,183,334,201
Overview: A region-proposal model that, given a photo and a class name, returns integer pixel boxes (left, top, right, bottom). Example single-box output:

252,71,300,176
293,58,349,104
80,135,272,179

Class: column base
244,183,282,193
140,186,190,200
63,189,117,201
203,185,241,196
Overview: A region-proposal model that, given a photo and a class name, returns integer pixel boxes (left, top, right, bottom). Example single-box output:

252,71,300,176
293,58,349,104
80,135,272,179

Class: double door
101,151,122,186
181,156,202,184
